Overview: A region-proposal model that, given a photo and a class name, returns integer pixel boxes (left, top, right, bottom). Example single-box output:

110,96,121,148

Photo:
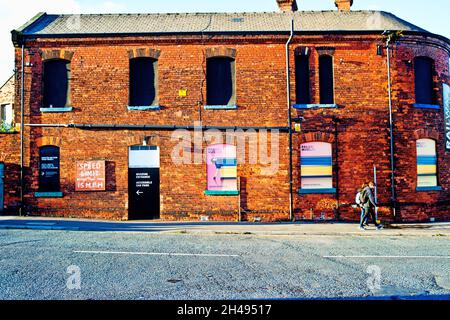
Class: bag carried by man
356,189,368,207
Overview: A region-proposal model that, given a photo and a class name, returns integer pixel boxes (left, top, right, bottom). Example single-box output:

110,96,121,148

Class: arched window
295,54,311,104
206,144,238,195
129,57,158,106
39,146,60,192
416,139,438,188
206,57,236,106
319,55,334,104
414,57,435,105
43,59,70,108
300,142,334,192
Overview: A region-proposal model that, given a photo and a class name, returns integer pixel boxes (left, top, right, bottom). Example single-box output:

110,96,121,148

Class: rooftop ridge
50,10,384,16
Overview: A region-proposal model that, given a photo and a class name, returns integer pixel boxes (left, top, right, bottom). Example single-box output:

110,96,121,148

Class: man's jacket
362,186,377,208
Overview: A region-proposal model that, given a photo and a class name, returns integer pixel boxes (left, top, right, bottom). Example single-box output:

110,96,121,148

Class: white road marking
74,250,239,258
324,255,450,259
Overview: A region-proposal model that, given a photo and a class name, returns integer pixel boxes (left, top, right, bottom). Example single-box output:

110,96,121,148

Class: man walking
356,183,369,227
360,181,383,231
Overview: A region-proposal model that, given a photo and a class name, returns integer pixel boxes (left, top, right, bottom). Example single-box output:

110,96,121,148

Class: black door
128,146,160,220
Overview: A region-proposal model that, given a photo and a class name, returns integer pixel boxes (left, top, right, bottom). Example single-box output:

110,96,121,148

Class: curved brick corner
36,136,63,147
205,47,237,59
40,50,74,61
301,132,335,143
127,48,161,60
413,128,439,141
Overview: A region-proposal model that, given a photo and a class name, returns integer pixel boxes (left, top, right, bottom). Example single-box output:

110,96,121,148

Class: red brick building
1,0,449,221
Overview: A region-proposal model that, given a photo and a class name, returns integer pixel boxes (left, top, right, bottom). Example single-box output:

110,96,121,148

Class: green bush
0,120,14,133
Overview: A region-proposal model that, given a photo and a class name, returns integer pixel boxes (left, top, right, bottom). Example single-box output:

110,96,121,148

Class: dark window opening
319,55,334,104
43,60,70,108
129,58,157,106
295,55,311,104
414,57,435,105
38,146,60,192
206,57,235,106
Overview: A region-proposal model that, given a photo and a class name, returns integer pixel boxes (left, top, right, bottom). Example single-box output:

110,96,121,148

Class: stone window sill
413,104,441,110
293,104,338,109
204,105,238,110
204,190,240,196
299,188,337,195
416,186,442,192
34,192,64,198
40,107,73,113
127,106,161,111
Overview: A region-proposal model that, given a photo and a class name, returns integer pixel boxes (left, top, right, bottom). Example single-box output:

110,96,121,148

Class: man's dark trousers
362,205,380,227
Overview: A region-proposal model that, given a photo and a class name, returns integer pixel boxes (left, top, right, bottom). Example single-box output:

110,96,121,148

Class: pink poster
206,144,237,192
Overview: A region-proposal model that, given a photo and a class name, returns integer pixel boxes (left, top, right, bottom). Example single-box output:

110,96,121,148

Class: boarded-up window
319,55,334,104
417,139,438,188
206,57,235,106
39,146,60,192
301,142,333,190
295,55,311,104
414,57,435,105
43,60,70,108
129,57,157,106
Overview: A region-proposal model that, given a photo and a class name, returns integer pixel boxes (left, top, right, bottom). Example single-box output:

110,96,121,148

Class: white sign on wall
444,83,450,151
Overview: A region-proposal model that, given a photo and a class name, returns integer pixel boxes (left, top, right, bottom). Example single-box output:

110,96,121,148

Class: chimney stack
335,0,353,11
276,0,298,12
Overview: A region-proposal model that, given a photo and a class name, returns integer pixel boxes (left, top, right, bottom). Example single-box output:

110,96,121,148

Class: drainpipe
20,44,25,217
286,17,294,222
385,34,397,218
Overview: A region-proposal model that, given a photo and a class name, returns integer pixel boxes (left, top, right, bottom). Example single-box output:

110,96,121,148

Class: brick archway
413,128,439,141
40,50,74,61
300,132,335,144
205,47,237,59
36,136,63,147
127,48,161,60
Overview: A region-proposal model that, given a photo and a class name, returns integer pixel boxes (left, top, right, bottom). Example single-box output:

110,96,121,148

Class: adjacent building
1,0,449,221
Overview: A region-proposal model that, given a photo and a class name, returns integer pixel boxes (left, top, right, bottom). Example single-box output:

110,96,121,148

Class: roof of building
16,11,430,37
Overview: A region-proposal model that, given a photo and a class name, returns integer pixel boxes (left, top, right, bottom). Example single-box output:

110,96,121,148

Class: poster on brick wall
76,161,106,191
300,142,333,190
206,144,238,192
444,83,450,151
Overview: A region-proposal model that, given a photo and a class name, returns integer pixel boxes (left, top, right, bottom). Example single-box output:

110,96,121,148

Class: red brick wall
9,33,450,221
0,133,20,213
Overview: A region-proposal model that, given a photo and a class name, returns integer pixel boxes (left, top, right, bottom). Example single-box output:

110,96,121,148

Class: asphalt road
0,229,449,300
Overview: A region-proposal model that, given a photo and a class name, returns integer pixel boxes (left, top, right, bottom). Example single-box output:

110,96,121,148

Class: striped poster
301,142,333,190
417,139,438,187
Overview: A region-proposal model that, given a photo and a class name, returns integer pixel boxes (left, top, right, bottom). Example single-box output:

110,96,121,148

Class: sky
0,0,449,85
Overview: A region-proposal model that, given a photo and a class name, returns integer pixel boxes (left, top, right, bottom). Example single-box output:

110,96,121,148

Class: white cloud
0,0,128,85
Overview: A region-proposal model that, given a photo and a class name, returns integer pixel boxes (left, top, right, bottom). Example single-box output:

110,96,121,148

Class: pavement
0,227,449,300
0,215,449,237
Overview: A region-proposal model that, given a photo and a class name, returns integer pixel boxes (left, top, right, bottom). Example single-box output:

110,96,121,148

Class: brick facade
2,18,449,221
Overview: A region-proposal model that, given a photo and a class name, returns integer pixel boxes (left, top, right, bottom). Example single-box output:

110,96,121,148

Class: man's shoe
359,226,366,231
376,225,384,230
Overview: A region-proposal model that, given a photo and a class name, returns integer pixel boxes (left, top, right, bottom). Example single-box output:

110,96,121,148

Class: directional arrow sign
136,190,144,196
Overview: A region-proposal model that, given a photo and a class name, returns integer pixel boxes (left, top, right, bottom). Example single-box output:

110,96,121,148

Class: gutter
20,44,25,216
286,17,295,222
14,30,450,47
385,32,397,218
24,123,290,132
